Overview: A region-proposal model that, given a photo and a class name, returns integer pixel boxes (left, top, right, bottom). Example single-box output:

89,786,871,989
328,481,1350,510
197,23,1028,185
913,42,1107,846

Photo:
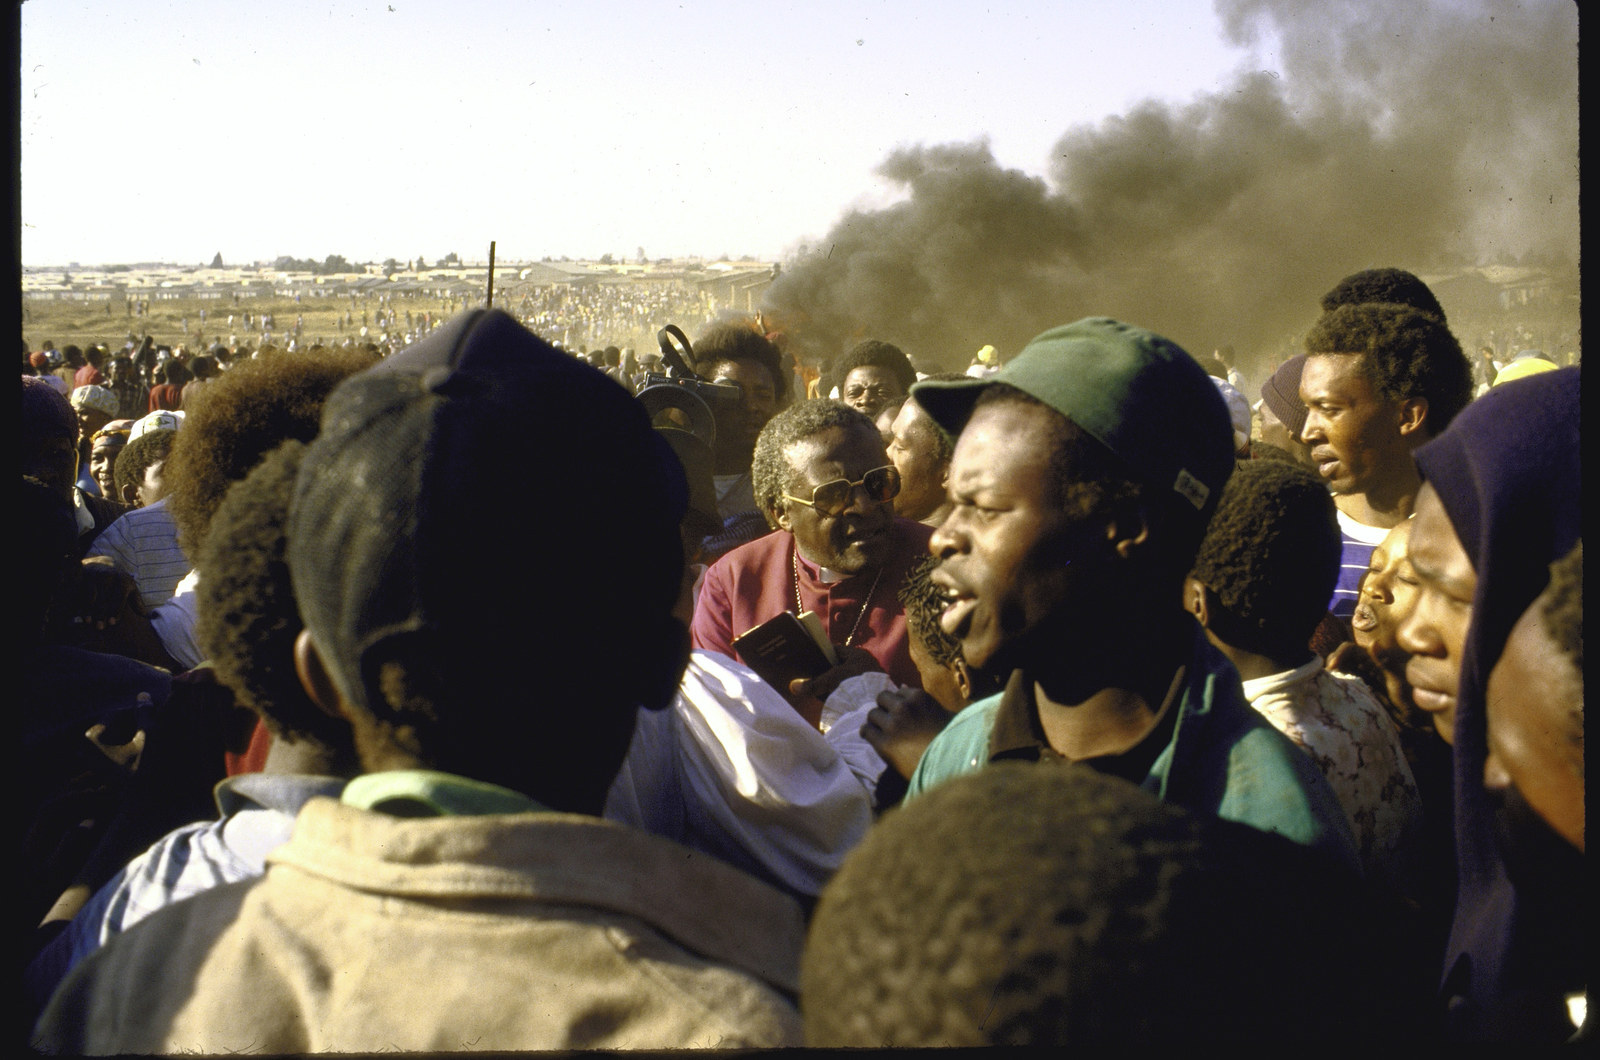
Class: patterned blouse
1242,657,1425,899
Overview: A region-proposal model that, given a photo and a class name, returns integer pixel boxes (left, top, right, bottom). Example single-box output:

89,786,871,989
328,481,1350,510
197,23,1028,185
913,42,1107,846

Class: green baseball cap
910,317,1234,512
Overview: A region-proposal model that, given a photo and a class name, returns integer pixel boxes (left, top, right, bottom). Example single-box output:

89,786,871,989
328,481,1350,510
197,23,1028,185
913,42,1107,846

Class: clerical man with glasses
691,401,935,713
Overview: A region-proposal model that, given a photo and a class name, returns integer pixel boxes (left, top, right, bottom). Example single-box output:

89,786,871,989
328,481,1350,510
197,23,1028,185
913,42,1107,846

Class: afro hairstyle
1320,267,1446,322
690,321,789,404
1304,302,1473,434
194,440,352,761
112,427,178,502
1190,459,1340,656
162,345,379,558
803,763,1409,1047
834,339,918,394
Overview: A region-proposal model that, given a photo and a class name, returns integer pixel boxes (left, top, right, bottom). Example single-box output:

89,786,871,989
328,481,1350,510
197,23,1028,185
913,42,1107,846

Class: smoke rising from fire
763,0,1578,379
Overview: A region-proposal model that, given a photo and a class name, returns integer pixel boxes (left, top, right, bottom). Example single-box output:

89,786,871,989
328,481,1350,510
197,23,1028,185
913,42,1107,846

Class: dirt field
21,289,467,356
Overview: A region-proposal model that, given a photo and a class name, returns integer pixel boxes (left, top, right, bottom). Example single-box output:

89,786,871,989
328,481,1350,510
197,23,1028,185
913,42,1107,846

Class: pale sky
20,0,1275,266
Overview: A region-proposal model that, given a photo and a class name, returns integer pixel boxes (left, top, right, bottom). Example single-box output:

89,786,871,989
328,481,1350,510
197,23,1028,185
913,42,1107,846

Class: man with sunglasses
691,401,935,699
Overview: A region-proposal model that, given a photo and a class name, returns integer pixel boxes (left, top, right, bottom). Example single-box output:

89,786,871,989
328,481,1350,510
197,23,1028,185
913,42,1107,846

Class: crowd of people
513,279,719,352
18,265,1584,1048
28,275,726,366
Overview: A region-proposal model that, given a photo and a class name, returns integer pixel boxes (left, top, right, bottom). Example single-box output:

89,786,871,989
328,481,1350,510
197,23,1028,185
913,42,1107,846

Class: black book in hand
731,610,838,696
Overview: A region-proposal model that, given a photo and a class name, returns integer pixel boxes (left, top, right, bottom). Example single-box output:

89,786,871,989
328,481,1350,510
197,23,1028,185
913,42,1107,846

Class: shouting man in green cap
903,318,1357,864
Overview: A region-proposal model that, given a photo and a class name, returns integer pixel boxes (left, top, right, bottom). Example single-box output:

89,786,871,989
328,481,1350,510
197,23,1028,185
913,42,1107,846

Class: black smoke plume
763,0,1578,382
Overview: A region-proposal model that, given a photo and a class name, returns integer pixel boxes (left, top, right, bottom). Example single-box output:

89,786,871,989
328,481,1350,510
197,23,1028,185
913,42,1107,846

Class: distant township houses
21,258,781,310
22,260,1565,323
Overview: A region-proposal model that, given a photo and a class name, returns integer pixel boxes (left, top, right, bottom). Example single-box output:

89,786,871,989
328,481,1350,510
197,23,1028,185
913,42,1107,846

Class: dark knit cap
1259,354,1309,439
21,375,78,442
288,309,687,716
1412,366,1581,1036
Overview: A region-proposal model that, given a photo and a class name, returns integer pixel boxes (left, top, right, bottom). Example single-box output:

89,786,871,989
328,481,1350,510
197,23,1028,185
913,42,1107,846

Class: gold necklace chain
793,547,884,649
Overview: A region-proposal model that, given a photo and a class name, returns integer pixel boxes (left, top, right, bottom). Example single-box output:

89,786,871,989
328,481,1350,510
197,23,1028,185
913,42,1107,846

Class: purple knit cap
1258,354,1308,438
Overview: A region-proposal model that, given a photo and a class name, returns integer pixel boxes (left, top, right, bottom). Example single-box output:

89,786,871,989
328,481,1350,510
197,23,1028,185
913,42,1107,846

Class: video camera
634,325,745,451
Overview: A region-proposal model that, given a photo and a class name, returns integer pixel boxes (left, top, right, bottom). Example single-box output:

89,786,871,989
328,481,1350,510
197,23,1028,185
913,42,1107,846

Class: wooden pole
485,241,497,309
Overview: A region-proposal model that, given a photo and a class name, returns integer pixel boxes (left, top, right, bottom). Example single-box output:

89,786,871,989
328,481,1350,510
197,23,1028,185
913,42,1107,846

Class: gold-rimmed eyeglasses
782,465,901,517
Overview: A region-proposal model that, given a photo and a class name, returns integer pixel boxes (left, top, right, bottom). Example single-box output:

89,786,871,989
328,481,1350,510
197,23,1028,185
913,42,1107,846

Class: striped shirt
86,499,189,609
1329,510,1389,623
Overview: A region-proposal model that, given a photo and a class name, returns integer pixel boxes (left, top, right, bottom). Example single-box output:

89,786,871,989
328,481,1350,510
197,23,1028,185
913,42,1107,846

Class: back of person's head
1530,540,1584,792
196,440,355,770
691,322,789,404
112,427,177,505
21,374,77,445
1320,267,1447,322
187,354,218,381
1535,541,1584,805
656,426,720,556
834,339,917,393
1190,460,1341,659
162,359,193,387
163,345,379,559
287,310,689,813
803,763,1402,1046
1304,302,1473,434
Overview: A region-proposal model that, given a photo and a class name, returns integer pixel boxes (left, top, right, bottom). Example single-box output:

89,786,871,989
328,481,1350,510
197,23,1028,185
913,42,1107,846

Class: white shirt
604,650,877,896
149,567,204,670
